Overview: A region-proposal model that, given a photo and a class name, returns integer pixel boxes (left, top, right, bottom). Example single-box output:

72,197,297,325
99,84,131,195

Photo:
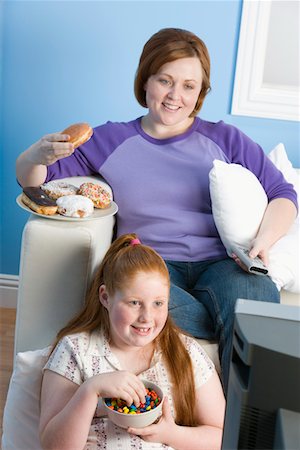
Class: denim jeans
165,258,280,392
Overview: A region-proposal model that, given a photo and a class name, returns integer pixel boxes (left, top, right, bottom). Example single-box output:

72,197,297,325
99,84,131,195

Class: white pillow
1,347,50,450
209,143,299,293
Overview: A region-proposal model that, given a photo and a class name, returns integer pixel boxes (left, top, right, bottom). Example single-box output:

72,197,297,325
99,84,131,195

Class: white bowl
103,380,164,429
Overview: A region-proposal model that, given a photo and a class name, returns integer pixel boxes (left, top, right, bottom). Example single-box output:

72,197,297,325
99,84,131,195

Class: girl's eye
154,301,164,307
129,300,140,306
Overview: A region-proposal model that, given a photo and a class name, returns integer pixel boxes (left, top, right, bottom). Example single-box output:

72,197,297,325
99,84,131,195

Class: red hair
134,28,211,116
51,234,198,426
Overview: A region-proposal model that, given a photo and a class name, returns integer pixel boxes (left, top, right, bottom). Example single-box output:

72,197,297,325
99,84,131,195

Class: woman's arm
129,370,225,450
16,132,74,187
249,198,297,265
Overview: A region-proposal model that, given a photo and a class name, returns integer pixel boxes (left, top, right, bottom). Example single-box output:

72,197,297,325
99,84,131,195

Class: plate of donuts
16,194,118,221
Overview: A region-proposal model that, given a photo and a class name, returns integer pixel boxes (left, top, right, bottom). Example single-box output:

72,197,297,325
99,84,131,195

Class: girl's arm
39,370,98,450
129,370,226,450
39,369,147,450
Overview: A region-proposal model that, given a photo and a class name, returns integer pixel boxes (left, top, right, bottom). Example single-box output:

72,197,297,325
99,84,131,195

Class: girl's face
144,57,203,131
99,271,169,350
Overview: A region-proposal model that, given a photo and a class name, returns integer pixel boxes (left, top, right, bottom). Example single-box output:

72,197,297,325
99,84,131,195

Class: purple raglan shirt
46,117,298,261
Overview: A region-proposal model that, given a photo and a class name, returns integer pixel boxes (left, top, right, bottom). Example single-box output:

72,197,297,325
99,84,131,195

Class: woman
16,28,298,391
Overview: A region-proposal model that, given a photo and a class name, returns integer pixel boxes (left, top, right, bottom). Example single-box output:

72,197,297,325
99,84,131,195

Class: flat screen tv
222,299,300,450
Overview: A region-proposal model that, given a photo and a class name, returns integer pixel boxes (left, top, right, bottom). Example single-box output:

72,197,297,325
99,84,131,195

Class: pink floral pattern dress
44,330,215,450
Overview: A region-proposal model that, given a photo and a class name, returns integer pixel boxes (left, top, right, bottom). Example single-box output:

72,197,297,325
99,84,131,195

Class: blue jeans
165,258,280,392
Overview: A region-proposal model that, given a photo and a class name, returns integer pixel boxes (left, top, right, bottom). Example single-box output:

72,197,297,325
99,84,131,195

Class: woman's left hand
248,237,270,266
232,237,270,272
128,396,175,444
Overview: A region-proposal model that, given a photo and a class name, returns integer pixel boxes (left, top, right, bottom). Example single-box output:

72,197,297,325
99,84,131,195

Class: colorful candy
104,388,161,414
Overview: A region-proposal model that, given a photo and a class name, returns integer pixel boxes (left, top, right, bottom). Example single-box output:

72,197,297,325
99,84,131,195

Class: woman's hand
25,132,75,166
88,371,147,407
16,131,75,186
232,238,270,272
128,397,175,444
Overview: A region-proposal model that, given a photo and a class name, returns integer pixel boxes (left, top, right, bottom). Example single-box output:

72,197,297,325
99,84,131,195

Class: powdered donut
78,182,112,209
56,195,94,218
41,181,78,200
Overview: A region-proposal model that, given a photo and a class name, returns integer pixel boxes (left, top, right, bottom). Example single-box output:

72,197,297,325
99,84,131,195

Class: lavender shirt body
46,117,298,261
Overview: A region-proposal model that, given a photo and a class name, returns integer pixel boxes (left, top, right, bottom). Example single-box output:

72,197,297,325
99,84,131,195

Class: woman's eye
185,84,194,90
159,78,171,85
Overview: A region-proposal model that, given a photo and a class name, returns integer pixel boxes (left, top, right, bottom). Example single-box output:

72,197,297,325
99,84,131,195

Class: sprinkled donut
41,181,78,200
78,182,111,209
56,195,94,218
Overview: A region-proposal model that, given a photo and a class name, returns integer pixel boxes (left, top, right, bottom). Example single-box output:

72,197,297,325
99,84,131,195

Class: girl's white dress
44,330,215,449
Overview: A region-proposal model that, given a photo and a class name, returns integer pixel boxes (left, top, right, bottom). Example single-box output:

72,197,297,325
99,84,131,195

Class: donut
61,123,93,149
56,195,94,218
41,181,78,200
22,187,58,215
78,182,112,209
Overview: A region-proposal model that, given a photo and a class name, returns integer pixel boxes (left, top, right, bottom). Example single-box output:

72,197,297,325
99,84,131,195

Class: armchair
2,174,299,450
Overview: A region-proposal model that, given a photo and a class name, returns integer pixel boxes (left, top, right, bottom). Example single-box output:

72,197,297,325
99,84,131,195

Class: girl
39,233,225,450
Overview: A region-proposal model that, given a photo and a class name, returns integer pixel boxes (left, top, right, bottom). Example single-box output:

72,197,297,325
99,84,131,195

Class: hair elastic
130,238,141,246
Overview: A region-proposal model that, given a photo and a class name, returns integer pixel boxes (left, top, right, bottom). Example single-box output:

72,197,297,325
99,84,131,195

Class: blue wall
1,0,299,275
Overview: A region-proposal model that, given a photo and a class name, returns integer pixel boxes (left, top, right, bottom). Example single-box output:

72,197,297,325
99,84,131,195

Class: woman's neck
141,115,195,140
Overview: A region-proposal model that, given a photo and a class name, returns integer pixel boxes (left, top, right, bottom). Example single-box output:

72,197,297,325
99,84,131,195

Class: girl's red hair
51,234,198,426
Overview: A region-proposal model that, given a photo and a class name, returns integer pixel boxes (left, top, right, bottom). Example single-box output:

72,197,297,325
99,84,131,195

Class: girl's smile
99,271,169,351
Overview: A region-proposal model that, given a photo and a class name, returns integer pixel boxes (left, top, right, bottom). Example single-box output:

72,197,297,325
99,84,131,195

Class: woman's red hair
134,28,211,116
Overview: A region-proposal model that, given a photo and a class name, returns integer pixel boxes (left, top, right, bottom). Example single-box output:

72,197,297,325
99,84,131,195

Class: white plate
16,194,118,221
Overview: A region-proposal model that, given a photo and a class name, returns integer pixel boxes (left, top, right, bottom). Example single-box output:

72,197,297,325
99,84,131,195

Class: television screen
222,299,300,450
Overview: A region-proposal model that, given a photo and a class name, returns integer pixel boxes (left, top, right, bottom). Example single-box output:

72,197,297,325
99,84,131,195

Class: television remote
230,244,268,276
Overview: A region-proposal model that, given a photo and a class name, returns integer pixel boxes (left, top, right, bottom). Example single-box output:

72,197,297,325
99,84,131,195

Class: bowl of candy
103,380,164,429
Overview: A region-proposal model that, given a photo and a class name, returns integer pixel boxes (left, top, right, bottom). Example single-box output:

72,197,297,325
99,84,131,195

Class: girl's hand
88,371,147,407
26,132,74,166
128,397,175,444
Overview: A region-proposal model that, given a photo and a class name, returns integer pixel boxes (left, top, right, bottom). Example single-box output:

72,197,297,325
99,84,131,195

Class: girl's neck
141,115,194,139
110,342,155,374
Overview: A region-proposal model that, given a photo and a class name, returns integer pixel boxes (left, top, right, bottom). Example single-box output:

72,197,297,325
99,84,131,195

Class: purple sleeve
200,120,298,210
45,120,138,182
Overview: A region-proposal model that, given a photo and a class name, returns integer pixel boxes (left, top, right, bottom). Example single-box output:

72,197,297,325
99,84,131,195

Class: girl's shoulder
57,329,104,356
179,333,215,371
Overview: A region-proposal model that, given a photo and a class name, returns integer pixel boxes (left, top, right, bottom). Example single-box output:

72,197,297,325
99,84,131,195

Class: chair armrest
14,176,116,355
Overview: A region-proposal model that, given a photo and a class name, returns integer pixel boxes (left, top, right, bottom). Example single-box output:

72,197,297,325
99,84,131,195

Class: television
222,299,300,450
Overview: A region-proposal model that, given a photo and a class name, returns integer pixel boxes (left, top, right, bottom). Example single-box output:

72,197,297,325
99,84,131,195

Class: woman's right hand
88,371,147,407
25,132,75,166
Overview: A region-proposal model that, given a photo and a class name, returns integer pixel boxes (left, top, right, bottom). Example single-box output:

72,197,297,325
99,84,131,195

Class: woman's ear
99,284,109,308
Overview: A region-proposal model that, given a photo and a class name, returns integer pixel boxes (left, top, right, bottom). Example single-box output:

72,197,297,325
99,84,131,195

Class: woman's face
144,57,203,131
99,271,169,351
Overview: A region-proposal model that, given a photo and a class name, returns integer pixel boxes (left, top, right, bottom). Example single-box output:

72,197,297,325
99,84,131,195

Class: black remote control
231,244,268,276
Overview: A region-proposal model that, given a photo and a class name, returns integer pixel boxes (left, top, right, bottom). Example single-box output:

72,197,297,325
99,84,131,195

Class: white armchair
2,174,299,450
